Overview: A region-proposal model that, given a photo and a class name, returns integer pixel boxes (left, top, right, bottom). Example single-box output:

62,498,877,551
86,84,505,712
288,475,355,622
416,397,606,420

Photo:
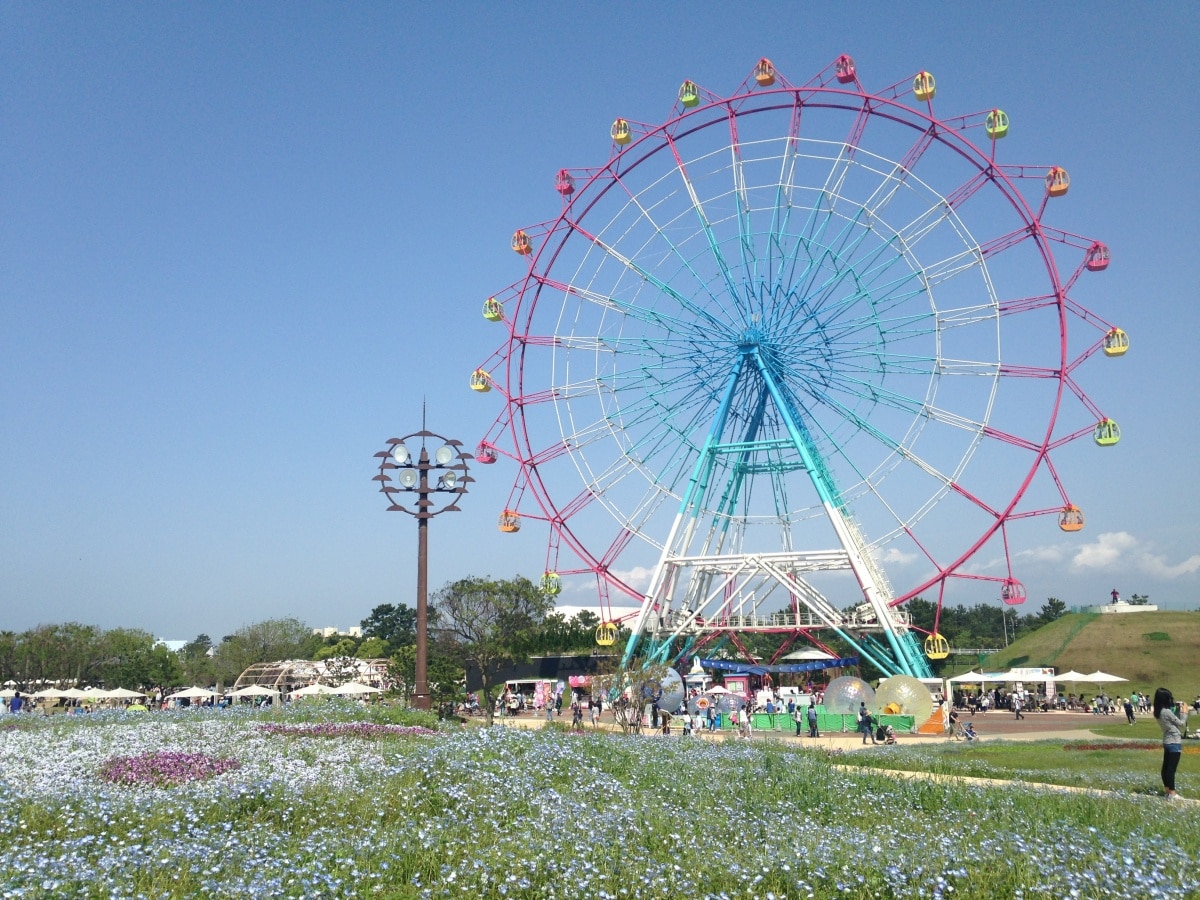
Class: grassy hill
976,611,1200,703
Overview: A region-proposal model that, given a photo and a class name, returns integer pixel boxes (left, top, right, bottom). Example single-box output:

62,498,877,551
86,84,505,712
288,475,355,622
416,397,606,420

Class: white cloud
1070,531,1200,579
876,547,918,565
609,565,655,591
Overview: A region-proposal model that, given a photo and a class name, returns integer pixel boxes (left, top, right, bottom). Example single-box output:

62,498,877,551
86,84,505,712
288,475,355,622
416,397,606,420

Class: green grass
979,611,1200,702
841,734,1200,794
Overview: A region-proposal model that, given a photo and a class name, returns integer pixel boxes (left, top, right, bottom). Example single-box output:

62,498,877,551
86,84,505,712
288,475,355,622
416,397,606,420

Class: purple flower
98,751,240,787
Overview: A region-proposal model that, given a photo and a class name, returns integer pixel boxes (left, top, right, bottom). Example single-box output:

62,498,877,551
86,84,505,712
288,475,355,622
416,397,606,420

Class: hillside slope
979,611,1200,702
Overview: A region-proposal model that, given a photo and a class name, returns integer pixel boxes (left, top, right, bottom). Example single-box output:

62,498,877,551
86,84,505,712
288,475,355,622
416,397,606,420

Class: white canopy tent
227,685,280,698
290,682,336,698
329,682,382,696
167,686,216,700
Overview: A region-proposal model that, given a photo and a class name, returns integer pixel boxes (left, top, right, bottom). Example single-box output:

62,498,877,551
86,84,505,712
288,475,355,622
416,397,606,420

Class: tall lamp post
373,430,472,710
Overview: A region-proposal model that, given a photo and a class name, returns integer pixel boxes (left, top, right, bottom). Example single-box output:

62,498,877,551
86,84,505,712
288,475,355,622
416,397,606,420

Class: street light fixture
373,429,472,710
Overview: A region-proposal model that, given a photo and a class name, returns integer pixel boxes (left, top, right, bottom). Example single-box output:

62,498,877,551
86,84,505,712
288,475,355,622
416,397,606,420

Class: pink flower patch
99,751,240,786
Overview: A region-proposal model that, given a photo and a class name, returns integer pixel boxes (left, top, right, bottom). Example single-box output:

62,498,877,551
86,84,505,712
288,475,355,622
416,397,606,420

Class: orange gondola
498,510,521,533
1058,505,1085,533
1045,166,1070,197
511,230,533,255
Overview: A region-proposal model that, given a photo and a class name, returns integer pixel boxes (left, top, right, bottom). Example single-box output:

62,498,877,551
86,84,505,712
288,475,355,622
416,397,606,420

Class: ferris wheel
472,56,1125,678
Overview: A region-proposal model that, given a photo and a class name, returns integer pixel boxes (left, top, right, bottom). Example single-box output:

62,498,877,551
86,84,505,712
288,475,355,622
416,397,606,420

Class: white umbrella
0,689,16,699
167,686,217,700
227,685,280,698
1085,670,1128,683
330,682,382,696
290,682,336,697
30,688,66,699
105,687,148,699
1054,670,1090,682
705,685,733,694
948,671,984,683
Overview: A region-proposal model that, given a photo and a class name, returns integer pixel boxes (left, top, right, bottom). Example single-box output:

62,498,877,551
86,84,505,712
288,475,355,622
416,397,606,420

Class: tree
588,659,679,735
1039,597,1068,623
360,603,420,647
211,617,315,685
356,636,390,659
94,629,182,689
525,609,603,656
432,575,553,724
1129,593,1151,606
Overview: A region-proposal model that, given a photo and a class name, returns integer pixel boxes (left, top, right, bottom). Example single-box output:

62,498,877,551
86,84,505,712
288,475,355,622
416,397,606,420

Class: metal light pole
374,429,471,710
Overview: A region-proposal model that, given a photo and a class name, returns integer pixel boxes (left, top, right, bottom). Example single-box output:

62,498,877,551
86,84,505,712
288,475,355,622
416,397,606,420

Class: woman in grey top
1154,687,1188,800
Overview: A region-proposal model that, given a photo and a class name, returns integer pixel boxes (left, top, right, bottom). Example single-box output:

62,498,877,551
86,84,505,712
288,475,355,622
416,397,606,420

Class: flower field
1,706,1198,898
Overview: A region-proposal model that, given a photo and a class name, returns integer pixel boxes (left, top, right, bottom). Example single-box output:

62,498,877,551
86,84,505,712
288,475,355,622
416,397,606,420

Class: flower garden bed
99,750,240,786
0,709,1197,897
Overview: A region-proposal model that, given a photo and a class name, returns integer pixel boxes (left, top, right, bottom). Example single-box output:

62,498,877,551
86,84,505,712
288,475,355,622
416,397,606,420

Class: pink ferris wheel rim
477,55,1118,626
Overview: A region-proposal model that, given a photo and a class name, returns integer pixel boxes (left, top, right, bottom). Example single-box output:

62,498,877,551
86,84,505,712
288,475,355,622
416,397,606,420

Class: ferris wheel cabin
1094,418,1121,446
1058,505,1085,533
1103,328,1129,357
834,55,856,84
1045,166,1070,197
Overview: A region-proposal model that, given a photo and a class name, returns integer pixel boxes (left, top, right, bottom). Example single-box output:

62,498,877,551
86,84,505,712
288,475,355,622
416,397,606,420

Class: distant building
313,626,363,639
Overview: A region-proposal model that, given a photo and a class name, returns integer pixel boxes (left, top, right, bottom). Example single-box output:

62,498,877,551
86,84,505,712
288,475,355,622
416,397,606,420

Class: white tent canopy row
24,687,149,700
947,670,1128,684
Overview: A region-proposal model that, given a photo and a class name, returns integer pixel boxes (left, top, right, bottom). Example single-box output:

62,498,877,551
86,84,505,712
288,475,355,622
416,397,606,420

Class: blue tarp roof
701,656,858,675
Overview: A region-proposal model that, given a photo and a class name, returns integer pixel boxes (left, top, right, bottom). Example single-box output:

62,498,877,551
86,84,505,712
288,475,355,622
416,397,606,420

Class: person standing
858,702,878,745
1154,687,1188,800
807,702,820,738
1013,695,1025,720
792,704,804,737
9,692,22,714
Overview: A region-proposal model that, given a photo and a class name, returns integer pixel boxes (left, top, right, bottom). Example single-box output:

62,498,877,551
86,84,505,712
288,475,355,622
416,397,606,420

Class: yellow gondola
610,118,632,145
469,369,492,393
678,80,700,108
595,622,618,646
913,71,936,102
1094,418,1120,446
1103,328,1129,357
1059,505,1085,533
924,633,950,660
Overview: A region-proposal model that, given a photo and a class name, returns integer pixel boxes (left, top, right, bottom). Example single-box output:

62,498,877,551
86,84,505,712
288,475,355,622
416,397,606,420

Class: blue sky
3,4,1197,639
